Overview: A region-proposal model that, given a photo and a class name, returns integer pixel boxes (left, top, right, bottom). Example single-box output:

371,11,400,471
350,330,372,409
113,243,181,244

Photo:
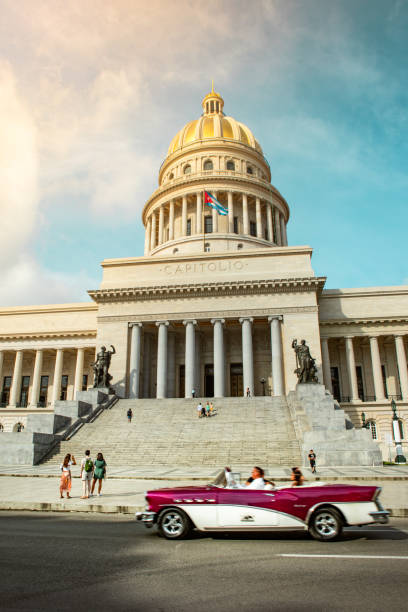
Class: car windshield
210,469,241,488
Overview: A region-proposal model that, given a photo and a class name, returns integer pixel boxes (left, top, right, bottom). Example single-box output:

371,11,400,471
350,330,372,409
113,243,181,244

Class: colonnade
0,347,94,408
128,316,284,399
320,334,408,402
144,191,288,254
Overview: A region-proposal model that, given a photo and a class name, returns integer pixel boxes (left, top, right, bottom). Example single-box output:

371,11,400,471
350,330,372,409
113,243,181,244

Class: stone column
143,334,151,398
239,317,254,396
169,200,175,240
280,215,286,245
242,193,249,235
129,323,142,399
212,191,218,233
228,191,234,233
274,208,282,245
320,338,333,394
158,205,164,245
266,203,273,243
73,347,85,399
51,349,64,405
195,330,201,394
182,196,187,236
150,213,157,249
211,318,225,397
167,331,176,398
256,197,262,238
9,350,23,408
395,335,408,400
156,321,169,398
144,217,151,255
196,193,202,234
183,320,197,397
369,336,385,401
268,316,284,396
345,337,359,401
0,351,3,390
281,217,288,245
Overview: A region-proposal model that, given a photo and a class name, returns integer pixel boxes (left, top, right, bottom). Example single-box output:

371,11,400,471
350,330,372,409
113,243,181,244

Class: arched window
247,165,253,175
226,160,235,171
183,165,191,175
367,420,377,440
203,160,213,171
204,242,210,252
14,422,24,433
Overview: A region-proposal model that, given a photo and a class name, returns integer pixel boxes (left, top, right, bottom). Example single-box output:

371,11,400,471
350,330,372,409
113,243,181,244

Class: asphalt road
1,512,407,612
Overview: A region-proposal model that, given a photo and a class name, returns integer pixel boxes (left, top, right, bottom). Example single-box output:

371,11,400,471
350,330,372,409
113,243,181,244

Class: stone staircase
42,397,302,467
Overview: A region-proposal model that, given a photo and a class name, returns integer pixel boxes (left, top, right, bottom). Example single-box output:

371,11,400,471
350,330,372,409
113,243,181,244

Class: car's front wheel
309,507,343,541
158,508,192,540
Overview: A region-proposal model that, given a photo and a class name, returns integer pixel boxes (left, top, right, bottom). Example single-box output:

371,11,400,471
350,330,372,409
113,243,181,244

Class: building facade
0,87,407,460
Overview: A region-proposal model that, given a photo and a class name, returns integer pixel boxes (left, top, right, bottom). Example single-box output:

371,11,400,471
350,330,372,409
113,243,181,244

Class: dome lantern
202,81,224,116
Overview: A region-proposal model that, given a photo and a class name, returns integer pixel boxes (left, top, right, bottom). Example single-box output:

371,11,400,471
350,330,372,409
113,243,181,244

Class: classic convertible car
136,469,389,541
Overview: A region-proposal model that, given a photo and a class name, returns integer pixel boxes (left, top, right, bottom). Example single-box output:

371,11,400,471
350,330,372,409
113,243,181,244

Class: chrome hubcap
315,512,338,537
162,512,184,536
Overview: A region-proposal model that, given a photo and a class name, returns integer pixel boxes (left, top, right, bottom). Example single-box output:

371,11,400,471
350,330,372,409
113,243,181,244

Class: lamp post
391,399,406,464
361,412,368,428
260,378,266,396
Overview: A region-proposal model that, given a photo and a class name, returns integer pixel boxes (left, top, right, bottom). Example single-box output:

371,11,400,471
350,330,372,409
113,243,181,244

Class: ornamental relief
97,305,318,324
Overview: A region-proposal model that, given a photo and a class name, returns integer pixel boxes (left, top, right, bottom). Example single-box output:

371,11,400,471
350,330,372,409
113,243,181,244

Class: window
216,101,219,113
210,101,214,113
19,376,30,407
381,365,388,399
204,242,210,253
356,366,365,401
82,374,88,391
60,375,68,401
367,420,377,440
204,216,213,233
233,216,239,234
203,160,213,171
186,218,191,236
173,248,178,254
330,366,341,402
39,375,49,407
247,165,253,175
250,221,257,237
169,172,174,180
237,243,243,250
14,422,24,432
264,227,269,241
226,160,235,171
183,165,191,175
1,376,12,406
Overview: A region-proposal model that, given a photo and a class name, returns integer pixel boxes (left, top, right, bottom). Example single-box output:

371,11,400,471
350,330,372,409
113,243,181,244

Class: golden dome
167,86,263,156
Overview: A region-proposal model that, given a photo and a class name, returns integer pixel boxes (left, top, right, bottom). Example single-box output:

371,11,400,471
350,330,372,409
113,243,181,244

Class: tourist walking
205,401,211,417
308,449,317,473
59,453,76,499
197,402,203,418
246,387,251,398
127,408,133,423
290,467,304,487
192,388,196,398
80,450,94,499
91,453,107,496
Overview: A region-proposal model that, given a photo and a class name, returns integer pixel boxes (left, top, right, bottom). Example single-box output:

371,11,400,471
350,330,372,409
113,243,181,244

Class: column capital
156,320,169,327
344,335,355,340
320,337,330,342
128,322,143,328
394,334,405,339
268,315,283,322
368,334,381,339
239,317,253,324
211,318,225,325
182,319,197,326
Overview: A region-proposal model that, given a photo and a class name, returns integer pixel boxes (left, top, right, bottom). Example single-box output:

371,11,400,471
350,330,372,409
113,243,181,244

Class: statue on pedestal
292,339,318,384
91,345,116,389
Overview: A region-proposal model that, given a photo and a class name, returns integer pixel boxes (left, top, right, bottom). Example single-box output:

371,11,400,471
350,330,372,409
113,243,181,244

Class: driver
245,466,267,489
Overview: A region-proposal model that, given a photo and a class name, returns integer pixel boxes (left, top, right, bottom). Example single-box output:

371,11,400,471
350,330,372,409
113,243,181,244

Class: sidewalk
0,464,407,517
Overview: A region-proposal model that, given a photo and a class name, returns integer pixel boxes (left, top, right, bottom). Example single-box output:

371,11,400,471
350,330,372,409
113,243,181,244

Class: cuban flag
204,191,228,216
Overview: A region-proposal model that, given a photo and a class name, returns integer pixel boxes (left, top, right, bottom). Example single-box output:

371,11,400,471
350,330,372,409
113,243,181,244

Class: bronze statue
91,345,116,388
292,339,318,384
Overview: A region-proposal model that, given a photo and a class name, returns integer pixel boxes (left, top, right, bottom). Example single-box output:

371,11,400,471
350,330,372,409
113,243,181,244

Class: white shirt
246,477,265,490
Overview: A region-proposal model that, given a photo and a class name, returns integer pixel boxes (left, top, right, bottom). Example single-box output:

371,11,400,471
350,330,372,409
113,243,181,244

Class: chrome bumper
135,511,156,527
369,510,390,524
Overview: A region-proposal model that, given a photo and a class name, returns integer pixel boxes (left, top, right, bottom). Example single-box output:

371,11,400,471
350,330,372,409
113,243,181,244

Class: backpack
84,458,93,472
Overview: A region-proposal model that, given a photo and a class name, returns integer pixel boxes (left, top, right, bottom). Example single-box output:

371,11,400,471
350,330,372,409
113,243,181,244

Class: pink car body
136,473,389,541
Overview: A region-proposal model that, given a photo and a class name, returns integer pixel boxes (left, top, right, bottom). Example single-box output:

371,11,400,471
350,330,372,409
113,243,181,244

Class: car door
216,488,280,528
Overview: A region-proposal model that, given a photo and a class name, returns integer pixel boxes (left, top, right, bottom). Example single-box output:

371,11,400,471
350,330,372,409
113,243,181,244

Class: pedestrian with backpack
80,450,94,499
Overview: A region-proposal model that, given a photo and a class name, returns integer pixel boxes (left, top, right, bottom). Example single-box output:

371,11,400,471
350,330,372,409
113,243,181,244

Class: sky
0,0,407,306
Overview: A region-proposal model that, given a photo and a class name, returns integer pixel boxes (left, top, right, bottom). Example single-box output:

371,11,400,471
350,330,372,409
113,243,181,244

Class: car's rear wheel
309,507,343,541
158,508,192,540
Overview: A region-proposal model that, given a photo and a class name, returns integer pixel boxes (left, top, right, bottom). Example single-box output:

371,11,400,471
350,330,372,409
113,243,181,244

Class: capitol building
0,87,407,461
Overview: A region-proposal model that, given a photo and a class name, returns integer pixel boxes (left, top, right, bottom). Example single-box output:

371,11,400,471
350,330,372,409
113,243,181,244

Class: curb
0,502,406,518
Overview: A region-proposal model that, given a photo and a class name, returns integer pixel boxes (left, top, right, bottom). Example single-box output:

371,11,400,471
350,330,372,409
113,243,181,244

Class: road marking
277,554,408,560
